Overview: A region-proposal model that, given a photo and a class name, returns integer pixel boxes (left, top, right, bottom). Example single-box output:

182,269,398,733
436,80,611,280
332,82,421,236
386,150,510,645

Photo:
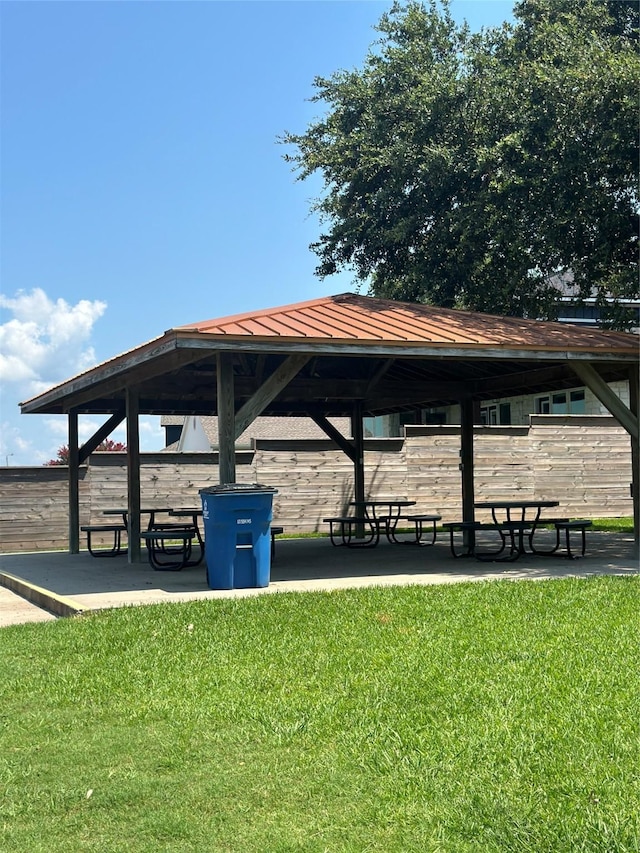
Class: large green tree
283,0,639,325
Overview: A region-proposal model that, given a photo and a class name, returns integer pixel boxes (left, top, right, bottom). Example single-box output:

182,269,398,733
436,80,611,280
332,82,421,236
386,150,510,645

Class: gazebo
20,293,640,559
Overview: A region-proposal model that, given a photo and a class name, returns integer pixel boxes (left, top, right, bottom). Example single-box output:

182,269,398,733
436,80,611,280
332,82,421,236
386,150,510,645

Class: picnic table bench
80,523,127,557
383,513,442,545
530,519,592,559
140,526,201,571
270,525,284,560
322,516,380,548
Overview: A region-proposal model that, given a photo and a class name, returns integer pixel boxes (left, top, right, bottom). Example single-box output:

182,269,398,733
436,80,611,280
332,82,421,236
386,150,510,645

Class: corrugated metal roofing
177,292,638,352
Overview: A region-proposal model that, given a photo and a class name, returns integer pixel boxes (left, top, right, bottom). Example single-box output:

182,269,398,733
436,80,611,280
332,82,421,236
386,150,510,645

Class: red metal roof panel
176,292,638,351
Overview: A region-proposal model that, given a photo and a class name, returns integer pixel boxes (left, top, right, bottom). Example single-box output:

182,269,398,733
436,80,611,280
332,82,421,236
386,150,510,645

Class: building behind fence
0,416,633,553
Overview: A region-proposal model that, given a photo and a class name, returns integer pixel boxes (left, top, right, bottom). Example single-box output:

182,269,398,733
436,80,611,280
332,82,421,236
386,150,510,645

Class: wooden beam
477,364,573,396
79,410,126,463
309,413,356,462
68,412,80,554
365,359,395,394
126,388,142,563
234,354,311,440
217,352,236,484
56,347,206,412
570,361,638,439
234,376,370,399
181,334,639,362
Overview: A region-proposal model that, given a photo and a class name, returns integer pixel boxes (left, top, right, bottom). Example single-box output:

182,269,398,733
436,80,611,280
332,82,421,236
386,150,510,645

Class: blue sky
1,0,514,466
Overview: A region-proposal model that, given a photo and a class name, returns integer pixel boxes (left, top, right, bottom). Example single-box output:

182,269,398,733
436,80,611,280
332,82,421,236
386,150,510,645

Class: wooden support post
352,402,366,523
126,388,142,564
217,352,236,484
68,411,80,554
351,402,365,505
630,364,639,548
460,399,475,547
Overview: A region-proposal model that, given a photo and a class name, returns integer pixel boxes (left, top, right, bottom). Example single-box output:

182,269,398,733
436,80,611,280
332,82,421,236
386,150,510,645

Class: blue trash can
199,484,278,589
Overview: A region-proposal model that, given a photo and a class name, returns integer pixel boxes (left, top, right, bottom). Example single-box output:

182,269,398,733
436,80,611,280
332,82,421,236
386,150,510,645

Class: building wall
425,379,630,428
0,417,633,552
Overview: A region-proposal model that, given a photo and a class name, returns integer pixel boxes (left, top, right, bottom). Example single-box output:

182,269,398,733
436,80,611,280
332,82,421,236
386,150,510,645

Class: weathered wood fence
0,416,633,553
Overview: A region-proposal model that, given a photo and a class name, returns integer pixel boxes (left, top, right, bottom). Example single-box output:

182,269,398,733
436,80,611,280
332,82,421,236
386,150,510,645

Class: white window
535,389,586,415
569,390,585,413
481,403,511,425
481,405,498,425
535,395,551,414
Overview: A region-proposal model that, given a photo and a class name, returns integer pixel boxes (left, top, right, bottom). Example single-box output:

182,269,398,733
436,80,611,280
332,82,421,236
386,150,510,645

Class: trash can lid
199,483,278,495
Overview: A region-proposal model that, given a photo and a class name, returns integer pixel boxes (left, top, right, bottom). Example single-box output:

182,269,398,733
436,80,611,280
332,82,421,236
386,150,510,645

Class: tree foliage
283,0,639,325
45,440,126,466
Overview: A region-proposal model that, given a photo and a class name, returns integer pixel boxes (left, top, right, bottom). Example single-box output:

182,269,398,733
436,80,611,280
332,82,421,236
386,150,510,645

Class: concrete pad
0,584,57,626
0,531,637,627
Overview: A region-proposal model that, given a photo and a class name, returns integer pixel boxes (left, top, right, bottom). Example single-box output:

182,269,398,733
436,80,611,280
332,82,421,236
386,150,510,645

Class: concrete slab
1,531,637,627
0,584,57,626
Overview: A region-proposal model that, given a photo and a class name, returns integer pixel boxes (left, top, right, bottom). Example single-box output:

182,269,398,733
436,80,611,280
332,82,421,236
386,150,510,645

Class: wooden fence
0,417,633,553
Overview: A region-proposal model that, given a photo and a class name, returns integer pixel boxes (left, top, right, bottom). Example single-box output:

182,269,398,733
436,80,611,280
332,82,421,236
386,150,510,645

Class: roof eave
20,333,182,414
173,330,640,360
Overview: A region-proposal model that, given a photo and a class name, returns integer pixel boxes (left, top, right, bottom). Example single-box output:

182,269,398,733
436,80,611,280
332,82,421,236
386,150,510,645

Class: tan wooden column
630,364,639,547
68,411,80,554
351,401,365,507
460,398,475,524
126,388,142,563
217,352,236,484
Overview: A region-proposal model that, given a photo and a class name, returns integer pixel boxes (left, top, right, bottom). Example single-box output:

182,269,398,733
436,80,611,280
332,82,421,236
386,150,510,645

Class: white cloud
0,289,107,465
0,288,106,393
44,417,71,438
0,289,165,465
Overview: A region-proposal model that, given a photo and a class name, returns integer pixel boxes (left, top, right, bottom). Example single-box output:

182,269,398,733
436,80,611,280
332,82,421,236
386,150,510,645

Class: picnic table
474,500,560,558
324,500,421,547
103,507,175,529
81,506,174,557
443,500,590,561
102,507,202,570
349,500,442,545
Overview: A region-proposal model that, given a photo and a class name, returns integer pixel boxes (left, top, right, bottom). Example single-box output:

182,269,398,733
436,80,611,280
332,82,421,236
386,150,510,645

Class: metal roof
177,292,638,351
21,293,639,417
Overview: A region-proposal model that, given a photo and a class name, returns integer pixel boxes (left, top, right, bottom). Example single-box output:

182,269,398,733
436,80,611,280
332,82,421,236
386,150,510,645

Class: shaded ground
1,530,637,626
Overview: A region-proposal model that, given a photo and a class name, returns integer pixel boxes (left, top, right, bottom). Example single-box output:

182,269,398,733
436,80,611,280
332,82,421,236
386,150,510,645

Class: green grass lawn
285,518,635,540
1,577,638,852
591,518,634,533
